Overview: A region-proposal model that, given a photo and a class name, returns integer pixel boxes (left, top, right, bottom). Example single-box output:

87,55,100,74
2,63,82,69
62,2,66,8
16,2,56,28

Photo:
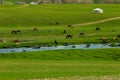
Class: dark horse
80,32,85,36
96,27,100,31
66,34,73,39
64,30,67,34
68,24,73,29
117,34,120,38
54,40,58,45
11,30,21,34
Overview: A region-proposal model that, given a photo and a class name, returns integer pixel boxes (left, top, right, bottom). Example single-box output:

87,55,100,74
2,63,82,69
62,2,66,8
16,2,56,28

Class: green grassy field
1,60,120,80
1,49,120,80
0,4,120,48
0,4,120,80
0,4,120,26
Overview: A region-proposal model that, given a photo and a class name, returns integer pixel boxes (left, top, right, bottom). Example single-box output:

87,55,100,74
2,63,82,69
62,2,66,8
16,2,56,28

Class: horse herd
0,23,120,45
11,28,39,34
65,25,101,39
66,25,120,44
9,25,102,44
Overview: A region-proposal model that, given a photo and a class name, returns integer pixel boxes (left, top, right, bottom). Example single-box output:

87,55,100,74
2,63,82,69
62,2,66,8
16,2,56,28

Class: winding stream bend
0,43,120,54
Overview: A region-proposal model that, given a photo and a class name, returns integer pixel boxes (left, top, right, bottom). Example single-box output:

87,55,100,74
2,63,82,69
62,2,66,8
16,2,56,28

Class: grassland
0,4,120,48
0,4,120,80
1,49,120,80
1,60,120,80
0,4,120,26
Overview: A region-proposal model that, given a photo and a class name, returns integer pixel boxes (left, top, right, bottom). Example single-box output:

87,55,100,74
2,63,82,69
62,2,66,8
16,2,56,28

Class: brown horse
0,39,3,43
102,37,107,44
13,39,20,43
33,28,39,32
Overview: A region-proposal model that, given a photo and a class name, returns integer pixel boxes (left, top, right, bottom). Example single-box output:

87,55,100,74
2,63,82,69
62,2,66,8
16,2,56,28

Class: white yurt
30,2,38,5
93,8,103,13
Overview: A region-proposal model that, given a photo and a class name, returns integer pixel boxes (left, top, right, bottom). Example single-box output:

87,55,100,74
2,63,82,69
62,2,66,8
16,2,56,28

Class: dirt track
75,17,120,26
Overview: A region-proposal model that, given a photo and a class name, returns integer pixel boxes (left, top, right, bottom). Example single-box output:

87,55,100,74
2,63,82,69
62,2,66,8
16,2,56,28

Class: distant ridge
3,0,120,4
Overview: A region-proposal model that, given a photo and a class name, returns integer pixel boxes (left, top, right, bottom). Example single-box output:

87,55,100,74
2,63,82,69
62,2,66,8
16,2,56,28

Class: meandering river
0,43,120,54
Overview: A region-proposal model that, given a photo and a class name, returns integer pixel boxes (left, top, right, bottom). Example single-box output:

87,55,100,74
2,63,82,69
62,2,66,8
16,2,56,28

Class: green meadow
0,4,120,80
0,4,120,47
0,4,120,26
1,49,120,80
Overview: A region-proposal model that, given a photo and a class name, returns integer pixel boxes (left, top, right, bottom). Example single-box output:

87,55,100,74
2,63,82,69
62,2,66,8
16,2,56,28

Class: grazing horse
16,30,21,32
68,24,73,29
63,30,67,34
11,30,21,34
11,30,17,34
80,32,85,36
68,24,72,27
33,28,39,32
96,27,100,31
0,39,3,43
102,37,107,44
117,34,120,38
13,39,20,43
54,40,58,45
55,22,59,25
111,37,117,42
66,34,73,39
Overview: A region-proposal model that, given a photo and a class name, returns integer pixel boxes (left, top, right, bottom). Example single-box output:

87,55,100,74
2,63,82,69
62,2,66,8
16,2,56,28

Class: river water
0,43,120,54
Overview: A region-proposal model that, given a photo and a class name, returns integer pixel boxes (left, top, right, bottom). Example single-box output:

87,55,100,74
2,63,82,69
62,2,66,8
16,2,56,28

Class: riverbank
1,48,120,80
0,48,120,60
